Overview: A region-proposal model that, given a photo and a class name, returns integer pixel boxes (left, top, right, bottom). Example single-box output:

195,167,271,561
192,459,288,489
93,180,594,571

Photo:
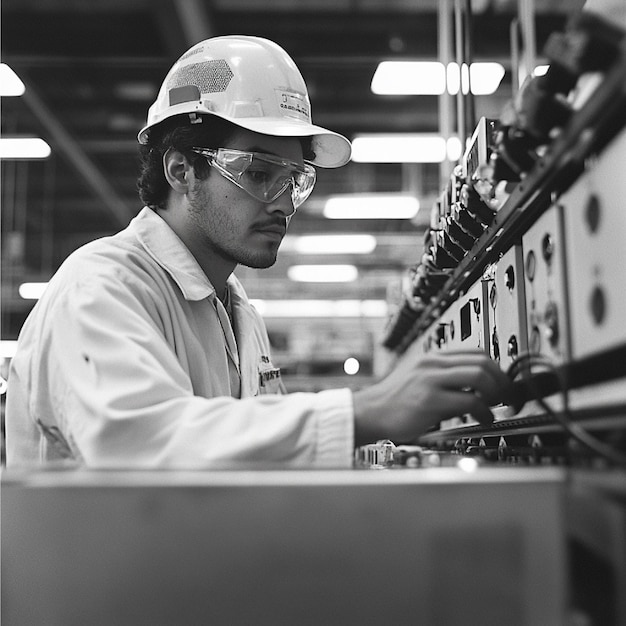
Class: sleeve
49,272,355,469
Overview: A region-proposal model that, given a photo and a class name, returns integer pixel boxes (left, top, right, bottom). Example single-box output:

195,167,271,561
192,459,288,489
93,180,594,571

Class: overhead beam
19,73,134,228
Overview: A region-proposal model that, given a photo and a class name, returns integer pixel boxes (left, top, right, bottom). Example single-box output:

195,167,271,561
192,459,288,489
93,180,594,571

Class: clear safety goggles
192,147,316,210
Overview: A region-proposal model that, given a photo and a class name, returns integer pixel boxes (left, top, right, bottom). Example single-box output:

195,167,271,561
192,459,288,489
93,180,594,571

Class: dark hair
137,115,316,210
137,115,236,210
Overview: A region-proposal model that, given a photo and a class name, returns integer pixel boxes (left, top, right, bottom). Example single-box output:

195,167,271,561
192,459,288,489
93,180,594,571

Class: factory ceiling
1,0,580,339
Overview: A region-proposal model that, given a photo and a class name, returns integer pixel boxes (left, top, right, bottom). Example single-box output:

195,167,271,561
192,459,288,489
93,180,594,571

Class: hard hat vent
168,60,234,95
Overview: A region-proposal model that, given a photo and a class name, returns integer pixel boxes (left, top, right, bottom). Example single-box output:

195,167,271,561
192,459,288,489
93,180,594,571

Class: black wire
507,352,626,467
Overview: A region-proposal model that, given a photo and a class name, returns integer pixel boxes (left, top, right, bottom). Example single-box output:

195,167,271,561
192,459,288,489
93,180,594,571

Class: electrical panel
522,203,570,366
563,128,626,361
376,6,626,469
489,244,527,374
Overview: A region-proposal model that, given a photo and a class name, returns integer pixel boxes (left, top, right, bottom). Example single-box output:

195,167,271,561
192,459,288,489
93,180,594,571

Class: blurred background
1,0,581,391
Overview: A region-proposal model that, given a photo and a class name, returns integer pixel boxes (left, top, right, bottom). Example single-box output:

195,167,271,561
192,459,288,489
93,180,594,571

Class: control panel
376,7,626,468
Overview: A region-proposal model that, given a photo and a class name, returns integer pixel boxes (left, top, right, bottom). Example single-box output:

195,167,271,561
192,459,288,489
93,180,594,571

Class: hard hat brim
231,116,352,168
138,113,351,169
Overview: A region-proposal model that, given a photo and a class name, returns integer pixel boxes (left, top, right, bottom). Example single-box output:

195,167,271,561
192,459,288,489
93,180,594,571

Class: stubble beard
187,186,280,270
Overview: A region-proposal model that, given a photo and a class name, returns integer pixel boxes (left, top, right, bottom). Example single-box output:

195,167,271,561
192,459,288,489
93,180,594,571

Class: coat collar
131,207,248,304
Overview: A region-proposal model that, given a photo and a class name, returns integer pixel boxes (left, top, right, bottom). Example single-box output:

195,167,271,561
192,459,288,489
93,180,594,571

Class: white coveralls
5,208,354,468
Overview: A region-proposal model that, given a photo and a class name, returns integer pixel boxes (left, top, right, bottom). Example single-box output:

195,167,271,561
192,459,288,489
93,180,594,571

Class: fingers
443,390,495,426
414,351,516,407
416,389,495,428
429,365,509,406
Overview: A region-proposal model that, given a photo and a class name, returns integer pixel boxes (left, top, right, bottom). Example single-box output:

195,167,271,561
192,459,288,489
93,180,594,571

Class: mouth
255,223,287,238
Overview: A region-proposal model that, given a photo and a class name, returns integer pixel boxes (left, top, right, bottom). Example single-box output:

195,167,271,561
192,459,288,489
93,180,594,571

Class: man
5,36,513,468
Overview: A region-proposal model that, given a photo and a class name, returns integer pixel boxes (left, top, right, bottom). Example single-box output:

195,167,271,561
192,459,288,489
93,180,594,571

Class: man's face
186,128,304,269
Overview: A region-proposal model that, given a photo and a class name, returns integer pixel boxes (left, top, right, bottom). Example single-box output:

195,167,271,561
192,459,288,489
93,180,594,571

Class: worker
4,35,514,468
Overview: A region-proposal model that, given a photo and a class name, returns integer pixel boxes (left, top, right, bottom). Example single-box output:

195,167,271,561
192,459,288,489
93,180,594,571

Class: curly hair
137,115,316,211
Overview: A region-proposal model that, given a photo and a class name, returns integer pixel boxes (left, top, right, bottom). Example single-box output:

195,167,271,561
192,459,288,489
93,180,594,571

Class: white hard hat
138,35,352,168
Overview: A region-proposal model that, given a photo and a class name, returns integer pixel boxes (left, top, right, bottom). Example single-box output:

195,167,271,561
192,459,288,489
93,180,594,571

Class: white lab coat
5,208,354,468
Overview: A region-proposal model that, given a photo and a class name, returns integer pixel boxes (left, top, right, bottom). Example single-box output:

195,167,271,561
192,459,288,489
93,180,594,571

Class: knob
590,285,606,325
505,265,515,290
585,194,600,234
507,335,519,358
541,233,555,265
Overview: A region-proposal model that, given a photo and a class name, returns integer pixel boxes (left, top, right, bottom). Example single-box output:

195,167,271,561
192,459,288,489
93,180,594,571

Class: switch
436,323,447,348
544,301,560,347
542,233,554,265
507,335,519,358
530,325,542,353
489,283,498,310
505,265,515,290
492,329,500,361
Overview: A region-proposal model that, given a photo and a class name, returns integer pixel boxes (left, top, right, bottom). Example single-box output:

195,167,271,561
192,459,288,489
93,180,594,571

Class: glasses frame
191,147,316,209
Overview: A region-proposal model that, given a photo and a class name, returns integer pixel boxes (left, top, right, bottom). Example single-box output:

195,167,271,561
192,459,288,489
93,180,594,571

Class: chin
240,253,278,270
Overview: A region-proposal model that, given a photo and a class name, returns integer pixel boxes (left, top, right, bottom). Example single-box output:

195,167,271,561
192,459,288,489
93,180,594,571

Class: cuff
313,388,355,468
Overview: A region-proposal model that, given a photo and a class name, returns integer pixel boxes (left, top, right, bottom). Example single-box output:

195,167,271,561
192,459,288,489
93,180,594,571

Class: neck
156,205,236,299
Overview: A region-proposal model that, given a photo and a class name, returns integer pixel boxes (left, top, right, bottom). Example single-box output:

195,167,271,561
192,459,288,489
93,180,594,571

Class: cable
506,352,626,467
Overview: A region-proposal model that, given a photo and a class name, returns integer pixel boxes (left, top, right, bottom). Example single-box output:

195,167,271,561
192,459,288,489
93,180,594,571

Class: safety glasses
192,147,316,210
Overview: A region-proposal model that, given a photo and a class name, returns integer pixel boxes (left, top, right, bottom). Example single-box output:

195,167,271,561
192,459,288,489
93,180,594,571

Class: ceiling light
446,62,505,95
0,63,25,96
371,61,505,96
250,300,387,318
371,61,446,95
0,138,51,160
282,234,377,254
18,282,49,299
0,341,18,359
447,137,463,161
287,264,358,283
351,134,453,163
324,193,419,219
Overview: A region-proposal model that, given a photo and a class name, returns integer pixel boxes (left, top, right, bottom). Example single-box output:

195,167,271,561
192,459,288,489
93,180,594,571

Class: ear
163,148,192,194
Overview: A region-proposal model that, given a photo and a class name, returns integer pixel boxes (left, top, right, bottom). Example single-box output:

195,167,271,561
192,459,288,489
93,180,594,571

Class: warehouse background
1,0,580,391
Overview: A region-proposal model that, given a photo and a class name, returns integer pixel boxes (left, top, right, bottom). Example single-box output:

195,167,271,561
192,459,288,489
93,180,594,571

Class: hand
352,349,515,446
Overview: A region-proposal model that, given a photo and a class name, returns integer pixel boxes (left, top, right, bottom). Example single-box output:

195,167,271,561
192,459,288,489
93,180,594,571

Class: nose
266,185,296,218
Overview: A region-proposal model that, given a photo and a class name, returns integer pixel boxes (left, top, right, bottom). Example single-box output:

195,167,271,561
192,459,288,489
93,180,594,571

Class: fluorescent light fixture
0,341,19,359
371,61,505,96
446,62,505,95
447,136,463,161
250,299,387,318
324,193,419,219
351,134,461,163
19,282,49,299
0,63,25,96
0,138,51,160
282,234,377,255
372,61,446,95
287,264,358,283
